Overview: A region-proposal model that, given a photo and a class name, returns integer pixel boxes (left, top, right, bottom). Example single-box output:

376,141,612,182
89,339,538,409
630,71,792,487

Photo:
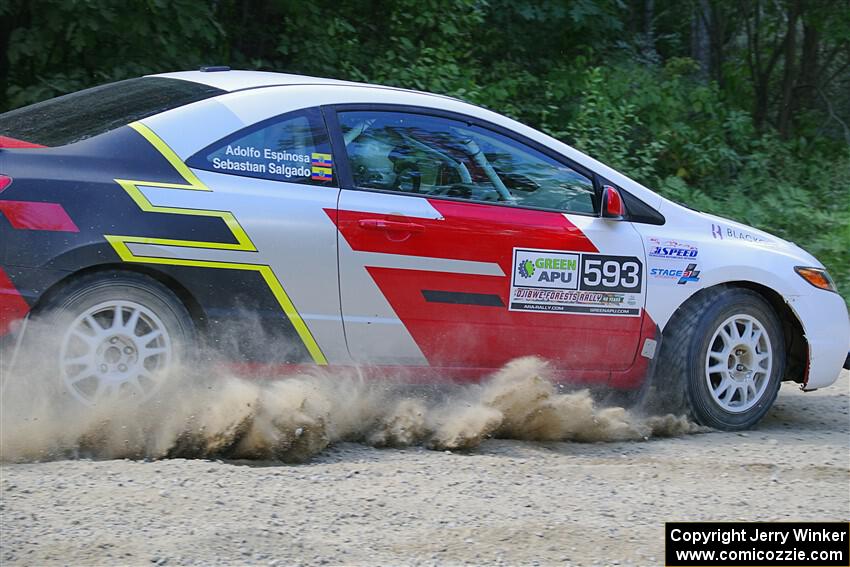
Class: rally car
1,69,848,430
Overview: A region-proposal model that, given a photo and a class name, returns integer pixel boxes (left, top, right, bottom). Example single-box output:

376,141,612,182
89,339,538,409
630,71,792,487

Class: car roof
151,70,363,91
150,70,461,103
147,70,664,210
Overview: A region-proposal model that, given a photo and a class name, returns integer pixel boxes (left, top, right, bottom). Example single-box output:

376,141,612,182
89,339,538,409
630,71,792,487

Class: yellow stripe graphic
104,121,328,365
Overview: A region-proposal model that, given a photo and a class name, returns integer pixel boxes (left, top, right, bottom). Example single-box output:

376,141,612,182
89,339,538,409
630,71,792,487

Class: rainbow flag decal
311,153,333,182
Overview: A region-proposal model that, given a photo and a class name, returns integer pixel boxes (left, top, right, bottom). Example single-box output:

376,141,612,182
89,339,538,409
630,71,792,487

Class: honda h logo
711,224,723,239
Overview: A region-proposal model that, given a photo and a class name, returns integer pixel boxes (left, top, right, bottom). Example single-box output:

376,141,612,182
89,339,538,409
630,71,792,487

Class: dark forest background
1,0,848,300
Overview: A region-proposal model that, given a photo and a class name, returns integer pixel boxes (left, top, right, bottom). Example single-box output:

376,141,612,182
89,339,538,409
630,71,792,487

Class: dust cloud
0,325,701,463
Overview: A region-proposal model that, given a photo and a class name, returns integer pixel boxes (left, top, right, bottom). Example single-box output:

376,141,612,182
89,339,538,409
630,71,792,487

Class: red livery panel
0,136,46,149
335,199,599,273
0,200,80,232
333,198,645,375
368,266,645,370
0,267,30,336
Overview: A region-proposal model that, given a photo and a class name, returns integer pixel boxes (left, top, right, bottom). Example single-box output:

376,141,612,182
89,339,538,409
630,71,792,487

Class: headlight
794,266,838,292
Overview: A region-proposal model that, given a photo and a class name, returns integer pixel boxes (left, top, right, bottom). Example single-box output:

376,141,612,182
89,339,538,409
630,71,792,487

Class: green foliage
3,0,225,109
1,0,848,303
562,67,666,183
547,61,849,301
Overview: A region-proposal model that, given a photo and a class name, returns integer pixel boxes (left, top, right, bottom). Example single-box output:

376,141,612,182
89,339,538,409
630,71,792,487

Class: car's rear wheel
649,286,784,430
43,272,195,406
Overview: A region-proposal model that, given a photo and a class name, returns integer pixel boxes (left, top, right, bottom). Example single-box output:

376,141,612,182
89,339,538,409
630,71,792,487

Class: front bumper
787,291,850,389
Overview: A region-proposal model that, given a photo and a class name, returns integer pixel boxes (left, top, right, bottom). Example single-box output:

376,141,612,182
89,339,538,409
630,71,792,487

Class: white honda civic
0,68,848,430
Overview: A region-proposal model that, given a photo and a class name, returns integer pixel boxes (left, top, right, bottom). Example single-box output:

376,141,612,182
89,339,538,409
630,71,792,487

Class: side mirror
602,185,625,220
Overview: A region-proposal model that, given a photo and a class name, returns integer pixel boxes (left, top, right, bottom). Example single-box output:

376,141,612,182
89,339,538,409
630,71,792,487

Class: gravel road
1,370,848,566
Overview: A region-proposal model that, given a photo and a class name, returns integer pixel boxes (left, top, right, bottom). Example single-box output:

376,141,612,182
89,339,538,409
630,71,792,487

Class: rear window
0,77,224,147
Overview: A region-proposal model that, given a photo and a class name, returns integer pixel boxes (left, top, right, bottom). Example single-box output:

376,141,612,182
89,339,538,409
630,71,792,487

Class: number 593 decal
509,248,644,317
580,255,643,293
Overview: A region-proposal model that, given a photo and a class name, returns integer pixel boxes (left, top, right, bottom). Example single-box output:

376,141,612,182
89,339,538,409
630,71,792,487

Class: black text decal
580,255,643,293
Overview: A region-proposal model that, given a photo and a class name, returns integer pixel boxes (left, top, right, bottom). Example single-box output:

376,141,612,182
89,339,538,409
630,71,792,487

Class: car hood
700,212,822,268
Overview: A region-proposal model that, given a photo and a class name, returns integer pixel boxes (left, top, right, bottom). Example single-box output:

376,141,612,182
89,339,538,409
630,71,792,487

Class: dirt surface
1,370,848,566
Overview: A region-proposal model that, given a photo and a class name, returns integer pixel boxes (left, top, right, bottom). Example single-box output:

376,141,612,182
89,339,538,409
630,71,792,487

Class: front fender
647,262,807,332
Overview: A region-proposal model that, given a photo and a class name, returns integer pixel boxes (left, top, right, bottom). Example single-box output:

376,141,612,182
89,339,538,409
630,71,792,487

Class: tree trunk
691,0,711,78
708,1,729,88
754,78,771,130
745,0,786,132
793,21,820,124
778,0,801,139
644,0,657,59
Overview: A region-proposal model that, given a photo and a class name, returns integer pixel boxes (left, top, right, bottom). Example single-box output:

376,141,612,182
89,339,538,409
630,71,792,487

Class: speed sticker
510,248,643,316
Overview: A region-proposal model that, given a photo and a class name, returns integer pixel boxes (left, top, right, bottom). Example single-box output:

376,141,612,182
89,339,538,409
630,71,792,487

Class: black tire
647,286,785,430
36,271,196,405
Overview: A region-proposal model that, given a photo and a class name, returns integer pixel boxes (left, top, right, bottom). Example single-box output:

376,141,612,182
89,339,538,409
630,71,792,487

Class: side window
188,108,335,186
337,111,596,214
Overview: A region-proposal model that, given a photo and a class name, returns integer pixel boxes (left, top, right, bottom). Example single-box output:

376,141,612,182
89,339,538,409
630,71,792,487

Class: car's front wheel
651,287,785,430
42,271,195,406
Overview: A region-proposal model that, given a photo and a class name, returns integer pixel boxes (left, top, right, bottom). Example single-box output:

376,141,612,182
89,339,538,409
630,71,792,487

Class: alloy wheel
704,314,773,413
59,300,173,405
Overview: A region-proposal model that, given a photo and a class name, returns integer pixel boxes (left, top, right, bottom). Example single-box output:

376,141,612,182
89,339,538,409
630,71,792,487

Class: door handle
358,219,425,233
